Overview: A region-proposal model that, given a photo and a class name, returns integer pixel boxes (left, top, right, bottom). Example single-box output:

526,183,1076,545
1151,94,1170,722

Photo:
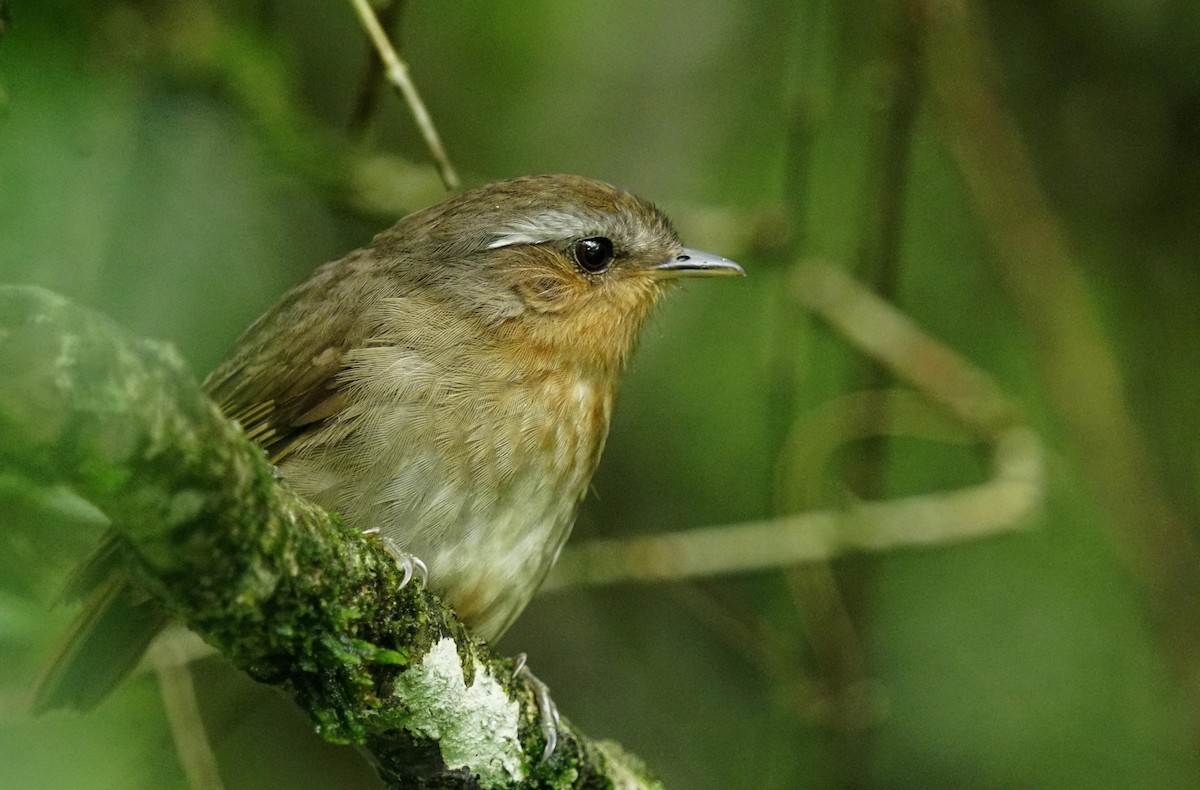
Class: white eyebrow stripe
487,210,595,249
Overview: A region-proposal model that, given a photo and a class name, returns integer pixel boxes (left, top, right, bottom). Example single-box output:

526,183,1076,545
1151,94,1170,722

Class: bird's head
374,174,743,372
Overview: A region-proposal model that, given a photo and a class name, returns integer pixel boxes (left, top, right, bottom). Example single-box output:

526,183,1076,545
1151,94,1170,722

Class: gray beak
649,247,745,279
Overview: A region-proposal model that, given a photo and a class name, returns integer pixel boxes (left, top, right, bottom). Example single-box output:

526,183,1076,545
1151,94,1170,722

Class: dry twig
348,0,459,189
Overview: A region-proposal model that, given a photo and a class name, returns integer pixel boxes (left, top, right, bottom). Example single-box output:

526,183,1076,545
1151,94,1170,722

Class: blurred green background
3,0,1200,788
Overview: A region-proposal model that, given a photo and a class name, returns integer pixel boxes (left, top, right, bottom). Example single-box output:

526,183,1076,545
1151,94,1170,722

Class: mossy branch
0,285,660,790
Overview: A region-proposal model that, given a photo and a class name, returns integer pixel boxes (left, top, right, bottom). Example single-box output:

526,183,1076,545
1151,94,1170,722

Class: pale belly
279,371,613,642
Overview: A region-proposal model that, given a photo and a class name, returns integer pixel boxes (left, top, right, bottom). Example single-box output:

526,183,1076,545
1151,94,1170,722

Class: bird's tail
33,536,168,713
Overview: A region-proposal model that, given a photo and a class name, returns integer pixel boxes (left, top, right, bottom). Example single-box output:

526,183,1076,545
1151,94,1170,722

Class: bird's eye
572,237,614,273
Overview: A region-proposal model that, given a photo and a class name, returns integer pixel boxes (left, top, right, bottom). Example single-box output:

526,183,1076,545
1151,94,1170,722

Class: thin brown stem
148,632,227,790
347,0,404,138
348,0,459,189
547,417,1041,590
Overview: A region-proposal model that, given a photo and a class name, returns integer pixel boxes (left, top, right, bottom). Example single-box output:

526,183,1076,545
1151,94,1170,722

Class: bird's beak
649,248,745,280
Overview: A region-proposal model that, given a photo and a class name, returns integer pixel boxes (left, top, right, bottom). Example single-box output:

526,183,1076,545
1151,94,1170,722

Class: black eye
572,236,614,273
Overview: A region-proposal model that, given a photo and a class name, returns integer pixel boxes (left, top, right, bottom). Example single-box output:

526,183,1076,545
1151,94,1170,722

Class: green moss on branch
0,286,661,790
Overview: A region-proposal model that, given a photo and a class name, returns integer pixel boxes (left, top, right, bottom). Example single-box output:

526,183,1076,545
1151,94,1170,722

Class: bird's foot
364,528,428,589
512,653,560,761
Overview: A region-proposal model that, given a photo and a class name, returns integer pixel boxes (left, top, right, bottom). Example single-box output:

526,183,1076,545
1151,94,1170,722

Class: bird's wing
202,254,377,462
205,341,349,463
36,250,390,714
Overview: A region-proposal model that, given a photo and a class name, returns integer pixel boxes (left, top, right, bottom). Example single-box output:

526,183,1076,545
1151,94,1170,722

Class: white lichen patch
394,638,524,786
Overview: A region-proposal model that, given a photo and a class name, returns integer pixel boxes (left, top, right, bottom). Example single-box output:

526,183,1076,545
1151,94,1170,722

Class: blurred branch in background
347,0,458,189
919,0,1200,738
346,0,403,137
546,419,1040,587
545,262,1043,590
783,3,925,780
148,632,226,790
103,1,448,216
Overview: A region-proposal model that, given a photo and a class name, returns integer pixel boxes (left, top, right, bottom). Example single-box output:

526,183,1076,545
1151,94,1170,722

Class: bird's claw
393,553,428,588
513,653,560,761
364,528,428,589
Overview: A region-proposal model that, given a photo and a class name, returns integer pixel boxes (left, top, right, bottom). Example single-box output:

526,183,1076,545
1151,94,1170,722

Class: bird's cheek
511,274,578,314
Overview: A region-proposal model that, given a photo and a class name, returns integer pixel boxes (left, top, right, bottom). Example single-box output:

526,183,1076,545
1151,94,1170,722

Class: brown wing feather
202,249,384,462
36,248,394,713
208,348,347,462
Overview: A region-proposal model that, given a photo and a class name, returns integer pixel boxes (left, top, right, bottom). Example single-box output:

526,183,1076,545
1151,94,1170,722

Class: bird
34,173,744,713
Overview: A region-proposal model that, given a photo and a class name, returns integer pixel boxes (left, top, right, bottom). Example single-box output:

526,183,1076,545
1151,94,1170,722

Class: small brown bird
36,174,743,710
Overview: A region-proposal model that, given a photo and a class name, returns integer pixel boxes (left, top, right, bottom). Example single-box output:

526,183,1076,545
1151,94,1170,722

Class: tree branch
0,286,659,790
545,424,1038,591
